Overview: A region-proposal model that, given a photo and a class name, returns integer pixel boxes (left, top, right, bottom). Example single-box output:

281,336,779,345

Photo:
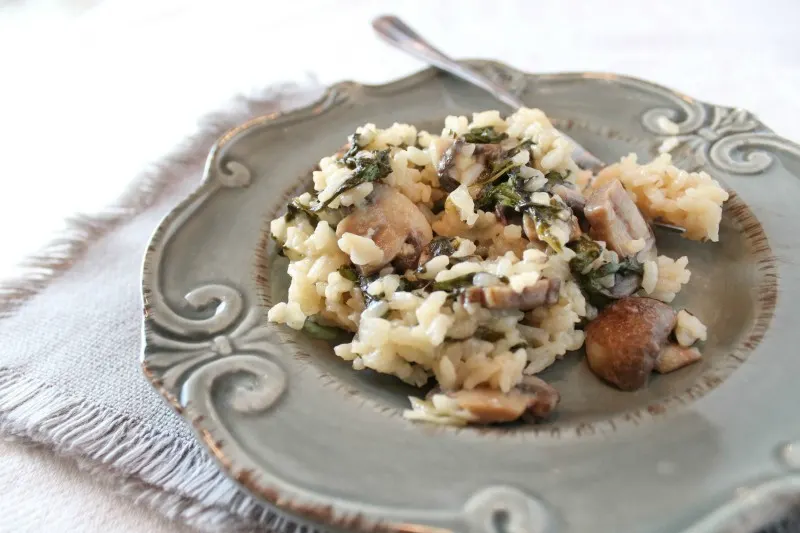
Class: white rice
267,108,722,425
675,309,708,346
593,153,729,241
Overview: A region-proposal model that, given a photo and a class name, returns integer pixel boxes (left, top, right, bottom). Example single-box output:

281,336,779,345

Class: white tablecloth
1,0,798,531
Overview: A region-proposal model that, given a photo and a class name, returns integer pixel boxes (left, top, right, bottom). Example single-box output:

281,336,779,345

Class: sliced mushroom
654,344,701,374
446,376,560,424
585,297,677,391
607,272,642,299
516,376,560,419
462,278,561,311
437,139,505,188
585,179,655,258
336,184,433,275
551,183,586,214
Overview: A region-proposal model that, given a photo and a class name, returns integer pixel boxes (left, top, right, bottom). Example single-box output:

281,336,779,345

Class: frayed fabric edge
0,368,285,532
0,80,321,320
0,81,323,532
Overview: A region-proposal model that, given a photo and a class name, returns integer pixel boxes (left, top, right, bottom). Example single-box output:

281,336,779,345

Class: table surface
1,0,799,531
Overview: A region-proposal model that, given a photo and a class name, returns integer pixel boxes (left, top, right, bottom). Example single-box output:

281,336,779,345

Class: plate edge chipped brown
140,60,800,533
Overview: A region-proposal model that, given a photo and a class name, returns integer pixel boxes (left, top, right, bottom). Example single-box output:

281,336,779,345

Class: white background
1,0,798,531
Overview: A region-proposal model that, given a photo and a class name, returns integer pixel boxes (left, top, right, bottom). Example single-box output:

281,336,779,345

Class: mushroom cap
336,184,432,274
585,297,677,391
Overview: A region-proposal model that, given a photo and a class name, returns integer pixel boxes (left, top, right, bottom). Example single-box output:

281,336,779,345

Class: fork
372,14,685,234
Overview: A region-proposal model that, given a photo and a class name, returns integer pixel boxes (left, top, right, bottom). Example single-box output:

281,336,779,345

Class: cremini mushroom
336,184,432,274
445,376,560,424
551,183,586,214
436,139,505,188
585,179,656,258
585,297,677,391
462,278,561,311
654,344,701,374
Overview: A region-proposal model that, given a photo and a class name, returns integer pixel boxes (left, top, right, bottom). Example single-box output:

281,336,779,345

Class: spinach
480,159,516,186
525,205,564,253
568,235,602,274
571,246,644,306
544,171,566,184
337,265,358,282
339,132,362,168
461,126,508,144
312,149,392,211
431,273,475,292
302,319,346,341
476,181,569,253
425,237,456,259
475,180,525,211
474,327,505,343
508,139,534,157
358,273,380,305
397,276,430,293
285,198,320,226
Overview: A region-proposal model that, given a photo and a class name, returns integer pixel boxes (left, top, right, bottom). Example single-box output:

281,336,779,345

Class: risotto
268,108,729,426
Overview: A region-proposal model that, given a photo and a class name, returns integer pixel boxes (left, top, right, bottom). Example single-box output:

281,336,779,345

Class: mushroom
445,376,560,424
585,179,656,258
551,183,586,214
584,297,677,391
336,184,433,275
606,272,642,299
462,278,561,311
654,344,701,374
437,139,505,188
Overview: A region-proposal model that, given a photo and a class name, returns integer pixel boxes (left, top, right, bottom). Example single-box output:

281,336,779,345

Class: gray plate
141,61,800,533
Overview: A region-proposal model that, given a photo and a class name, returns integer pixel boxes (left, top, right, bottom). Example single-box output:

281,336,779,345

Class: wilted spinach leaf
302,319,346,341
312,149,392,211
461,126,508,144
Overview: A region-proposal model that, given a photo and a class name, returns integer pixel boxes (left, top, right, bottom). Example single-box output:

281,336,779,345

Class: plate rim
140,60,800,533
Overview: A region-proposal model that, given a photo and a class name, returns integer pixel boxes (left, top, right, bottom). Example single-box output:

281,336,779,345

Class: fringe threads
0,82,323,532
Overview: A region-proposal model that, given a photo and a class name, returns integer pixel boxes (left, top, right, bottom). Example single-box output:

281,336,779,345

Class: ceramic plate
141,61,800,533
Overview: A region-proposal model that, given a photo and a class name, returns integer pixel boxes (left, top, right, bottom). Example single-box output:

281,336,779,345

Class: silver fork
372,14,685,234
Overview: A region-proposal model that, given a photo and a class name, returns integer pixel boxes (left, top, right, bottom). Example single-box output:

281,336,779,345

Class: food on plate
267,108,728,426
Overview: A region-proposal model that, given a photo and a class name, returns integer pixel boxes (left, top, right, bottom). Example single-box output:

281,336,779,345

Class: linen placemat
0,82,321,532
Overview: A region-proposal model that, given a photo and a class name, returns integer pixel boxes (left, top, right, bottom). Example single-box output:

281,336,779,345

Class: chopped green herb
568,235,602,274
474,327,505,343
339,132,362,168
426,236,456,258
431,273,477,292
285,199,320,225
480,159,516,186
508,139,534,157
397,276,430,293
358,273,380,305
312,149,392,211
461,126,508,144
338,265,358,282
475,180,525,211
526,206,563,253
570,243,644,306
544,171,566,184
302,319,345,341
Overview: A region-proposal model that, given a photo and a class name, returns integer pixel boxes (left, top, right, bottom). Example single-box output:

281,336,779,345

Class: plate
141,61,800,533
